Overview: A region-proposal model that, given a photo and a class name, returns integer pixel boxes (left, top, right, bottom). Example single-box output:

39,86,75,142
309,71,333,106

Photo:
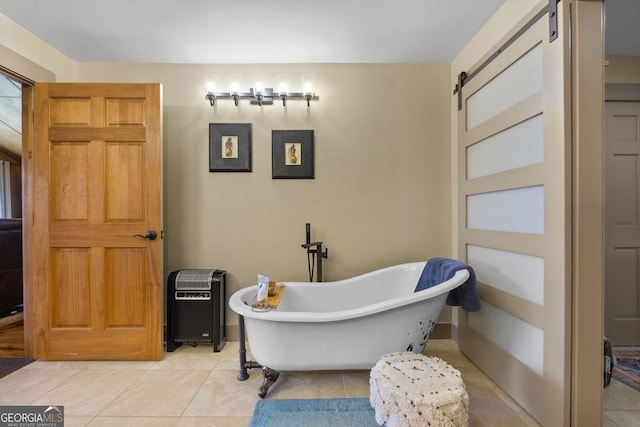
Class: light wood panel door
605,100,640,346
29,83,162,360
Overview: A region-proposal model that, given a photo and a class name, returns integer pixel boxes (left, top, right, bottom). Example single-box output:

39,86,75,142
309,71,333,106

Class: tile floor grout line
176,364,216,420
91,364,136,419
29,363,89,407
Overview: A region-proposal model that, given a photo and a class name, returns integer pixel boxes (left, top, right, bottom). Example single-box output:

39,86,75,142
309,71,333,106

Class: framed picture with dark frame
209,123,252,172
272,130,314,179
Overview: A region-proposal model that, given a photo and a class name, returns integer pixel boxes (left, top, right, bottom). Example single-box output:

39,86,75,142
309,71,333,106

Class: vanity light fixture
205,81,317,108
229,82,240,106
278,82,289,106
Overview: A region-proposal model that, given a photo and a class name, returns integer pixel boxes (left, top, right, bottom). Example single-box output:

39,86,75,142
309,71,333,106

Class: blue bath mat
249,397,378,426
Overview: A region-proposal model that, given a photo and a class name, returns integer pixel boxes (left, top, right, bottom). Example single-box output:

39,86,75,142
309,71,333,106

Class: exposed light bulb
206,81,215,94
303,82,313,95
254,81,264,95
229,82,240,94
278,82,289,95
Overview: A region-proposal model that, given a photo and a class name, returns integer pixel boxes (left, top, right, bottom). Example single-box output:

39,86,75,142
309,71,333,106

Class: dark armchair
0,218,23,316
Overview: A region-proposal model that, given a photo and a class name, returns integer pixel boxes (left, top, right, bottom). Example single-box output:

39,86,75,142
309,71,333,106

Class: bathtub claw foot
258,367,280,398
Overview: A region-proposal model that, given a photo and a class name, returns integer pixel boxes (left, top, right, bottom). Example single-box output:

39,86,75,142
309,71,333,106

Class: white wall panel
466,44,543,130
467,244,544,304
468,301,544,375
611,154,639,225
467,185,544,234
467,114,544,179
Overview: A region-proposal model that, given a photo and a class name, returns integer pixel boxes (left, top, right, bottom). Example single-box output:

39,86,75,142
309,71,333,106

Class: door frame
0,47,54,357
570,2,604,425
21,82,33,357
0,66,35,357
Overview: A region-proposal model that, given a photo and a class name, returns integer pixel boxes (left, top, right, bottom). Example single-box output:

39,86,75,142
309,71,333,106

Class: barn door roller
453,0,560,111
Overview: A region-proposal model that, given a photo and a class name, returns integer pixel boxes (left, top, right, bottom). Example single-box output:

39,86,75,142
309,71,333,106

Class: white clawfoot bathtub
229,262,469,380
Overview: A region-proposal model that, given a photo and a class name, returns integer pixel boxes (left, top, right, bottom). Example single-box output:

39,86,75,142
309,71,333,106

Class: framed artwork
272,130,314,179
209,123,252,172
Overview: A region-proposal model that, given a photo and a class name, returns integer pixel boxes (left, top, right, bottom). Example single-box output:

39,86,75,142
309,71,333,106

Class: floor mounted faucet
302,223,328,282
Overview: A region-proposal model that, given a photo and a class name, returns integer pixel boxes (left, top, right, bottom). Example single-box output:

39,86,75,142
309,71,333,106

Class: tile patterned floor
604,373,640,427
0,339,636,426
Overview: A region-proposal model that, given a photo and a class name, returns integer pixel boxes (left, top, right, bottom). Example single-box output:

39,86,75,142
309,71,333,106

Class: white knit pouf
369,352,469,427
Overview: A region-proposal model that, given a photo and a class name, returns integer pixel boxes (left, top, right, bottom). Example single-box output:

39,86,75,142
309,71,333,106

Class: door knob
134,230,157,240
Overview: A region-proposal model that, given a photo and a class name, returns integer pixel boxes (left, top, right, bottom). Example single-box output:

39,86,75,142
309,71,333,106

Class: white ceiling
0,0,507,64
0,0,638,160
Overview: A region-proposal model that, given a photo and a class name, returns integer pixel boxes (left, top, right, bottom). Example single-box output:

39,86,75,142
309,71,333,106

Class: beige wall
1,11,458,334
0,1,558,340
77,62,453,327
0,12,76,81
606,55,640,83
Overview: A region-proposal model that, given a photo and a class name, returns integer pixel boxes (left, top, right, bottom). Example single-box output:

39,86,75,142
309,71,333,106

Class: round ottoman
369,352,469,427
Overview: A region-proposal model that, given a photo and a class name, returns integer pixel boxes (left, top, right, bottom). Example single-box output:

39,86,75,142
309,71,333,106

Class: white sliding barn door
456,2,570,426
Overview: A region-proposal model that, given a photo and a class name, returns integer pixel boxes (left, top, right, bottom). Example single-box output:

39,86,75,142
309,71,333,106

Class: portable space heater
166,269,226,352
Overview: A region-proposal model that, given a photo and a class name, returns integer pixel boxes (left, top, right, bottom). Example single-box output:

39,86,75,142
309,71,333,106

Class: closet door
456,2,570,425
605,86,640,346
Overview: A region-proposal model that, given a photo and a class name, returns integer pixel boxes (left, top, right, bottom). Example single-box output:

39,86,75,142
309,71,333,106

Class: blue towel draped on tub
414,257,481,312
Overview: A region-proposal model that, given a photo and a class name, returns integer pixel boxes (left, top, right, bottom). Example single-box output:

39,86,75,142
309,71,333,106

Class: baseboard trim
450,324,458,343
431,323,452,340
227,325,239,342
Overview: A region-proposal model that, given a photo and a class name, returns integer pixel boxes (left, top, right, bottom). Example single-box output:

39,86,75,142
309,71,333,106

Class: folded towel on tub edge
414,257,481,312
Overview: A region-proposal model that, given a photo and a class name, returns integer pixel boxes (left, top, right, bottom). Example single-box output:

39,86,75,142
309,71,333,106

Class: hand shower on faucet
302,223,328,282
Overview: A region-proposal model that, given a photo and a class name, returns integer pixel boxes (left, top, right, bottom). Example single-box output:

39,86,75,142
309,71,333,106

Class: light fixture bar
205,87,317,107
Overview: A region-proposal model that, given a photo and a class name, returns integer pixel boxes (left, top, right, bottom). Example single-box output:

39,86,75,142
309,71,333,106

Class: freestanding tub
229,261,470,397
